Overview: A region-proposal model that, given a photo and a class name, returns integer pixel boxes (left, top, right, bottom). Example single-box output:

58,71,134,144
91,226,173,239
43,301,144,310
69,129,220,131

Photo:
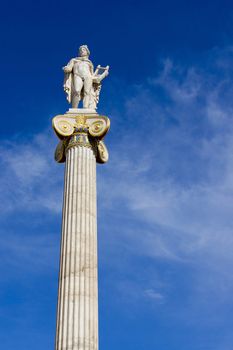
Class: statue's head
79,45,90,58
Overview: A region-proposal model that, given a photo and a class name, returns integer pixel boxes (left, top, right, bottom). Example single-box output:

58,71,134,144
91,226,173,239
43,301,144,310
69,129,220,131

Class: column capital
52,113,110,164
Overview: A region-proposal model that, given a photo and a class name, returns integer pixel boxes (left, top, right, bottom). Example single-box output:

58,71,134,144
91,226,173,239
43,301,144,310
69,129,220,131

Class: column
53,114,110,350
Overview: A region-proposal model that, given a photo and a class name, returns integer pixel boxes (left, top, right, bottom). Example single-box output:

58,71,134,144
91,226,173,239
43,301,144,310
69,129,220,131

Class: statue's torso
73,59,92,79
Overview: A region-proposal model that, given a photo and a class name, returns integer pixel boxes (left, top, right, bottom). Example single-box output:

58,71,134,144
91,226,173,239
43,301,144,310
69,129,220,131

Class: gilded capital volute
52,114,110,164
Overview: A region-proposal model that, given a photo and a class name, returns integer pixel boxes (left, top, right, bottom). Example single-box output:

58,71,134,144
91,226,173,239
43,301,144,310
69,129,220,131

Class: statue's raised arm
63,45,110,110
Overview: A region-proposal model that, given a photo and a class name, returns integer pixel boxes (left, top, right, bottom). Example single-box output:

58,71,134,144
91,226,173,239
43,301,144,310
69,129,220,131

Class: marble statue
63,45,109,110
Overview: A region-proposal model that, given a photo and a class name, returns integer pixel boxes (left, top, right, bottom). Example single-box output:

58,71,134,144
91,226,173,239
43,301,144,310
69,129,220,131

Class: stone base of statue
53,112,110,350
66,108,99,116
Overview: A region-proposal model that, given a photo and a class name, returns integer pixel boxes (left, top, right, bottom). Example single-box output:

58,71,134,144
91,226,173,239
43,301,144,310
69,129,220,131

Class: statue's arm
63,59,75,73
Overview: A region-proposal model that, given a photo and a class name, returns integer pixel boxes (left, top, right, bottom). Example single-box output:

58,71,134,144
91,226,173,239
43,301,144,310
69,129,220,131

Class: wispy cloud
0,129,63,214
97,46,233,312
0,230,59,275
144,288,165,303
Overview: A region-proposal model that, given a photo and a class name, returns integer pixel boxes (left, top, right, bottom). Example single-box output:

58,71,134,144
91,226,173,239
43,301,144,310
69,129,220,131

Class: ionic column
52,114,110,350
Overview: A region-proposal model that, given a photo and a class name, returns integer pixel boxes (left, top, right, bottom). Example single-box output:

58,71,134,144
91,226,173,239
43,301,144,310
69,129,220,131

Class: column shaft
55,145,98,350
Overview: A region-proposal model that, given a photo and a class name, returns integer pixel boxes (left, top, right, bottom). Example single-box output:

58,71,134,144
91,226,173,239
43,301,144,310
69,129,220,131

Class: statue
63,45,109,110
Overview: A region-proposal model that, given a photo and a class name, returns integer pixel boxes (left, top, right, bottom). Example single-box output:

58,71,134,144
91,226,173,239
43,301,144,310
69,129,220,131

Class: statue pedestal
53,113,110,350
66,108,98,116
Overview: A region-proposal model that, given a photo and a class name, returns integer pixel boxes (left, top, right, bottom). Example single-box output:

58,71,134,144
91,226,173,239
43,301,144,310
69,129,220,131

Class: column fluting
55,139,98,350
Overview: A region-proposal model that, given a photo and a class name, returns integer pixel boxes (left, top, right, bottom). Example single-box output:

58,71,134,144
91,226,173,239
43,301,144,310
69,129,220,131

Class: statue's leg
72,76,83,108
83,77,93,108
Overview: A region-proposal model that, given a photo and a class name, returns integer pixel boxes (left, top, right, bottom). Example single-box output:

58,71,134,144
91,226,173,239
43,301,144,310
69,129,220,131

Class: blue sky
1,0,233,349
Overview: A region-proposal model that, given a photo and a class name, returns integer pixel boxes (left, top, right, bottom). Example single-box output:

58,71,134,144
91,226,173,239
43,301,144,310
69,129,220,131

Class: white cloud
97,46,233,308
0,230,58,274
144,289,165,302
151,58,202,103
0,129,63,214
